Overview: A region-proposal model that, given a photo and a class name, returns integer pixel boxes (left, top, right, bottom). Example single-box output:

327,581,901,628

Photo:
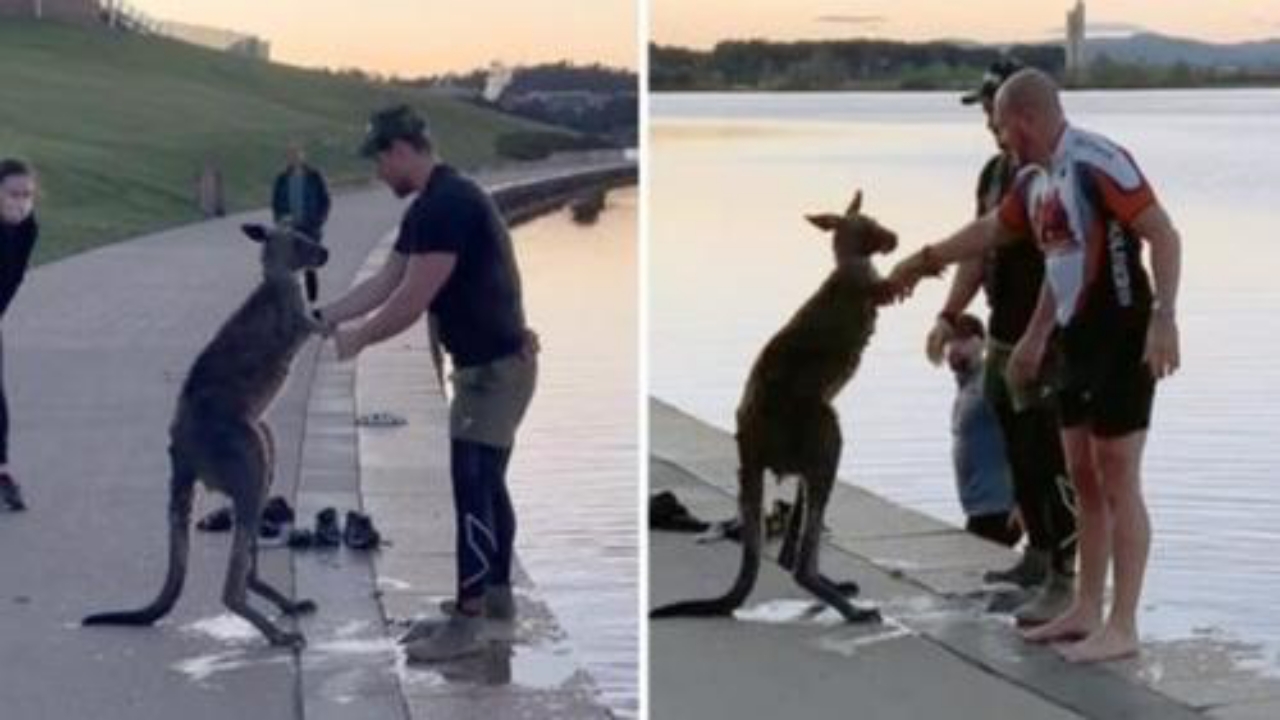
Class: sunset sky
131,0,637,76
652,0,1280,48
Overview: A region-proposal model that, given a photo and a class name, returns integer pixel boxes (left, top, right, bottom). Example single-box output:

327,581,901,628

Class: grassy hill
0,20,555,263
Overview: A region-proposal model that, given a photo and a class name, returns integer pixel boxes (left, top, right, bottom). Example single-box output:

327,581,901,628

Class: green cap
358,104,429,158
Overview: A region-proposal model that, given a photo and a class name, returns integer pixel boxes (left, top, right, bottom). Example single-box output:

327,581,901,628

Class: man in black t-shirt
317,105,537,663
926,59,1077,626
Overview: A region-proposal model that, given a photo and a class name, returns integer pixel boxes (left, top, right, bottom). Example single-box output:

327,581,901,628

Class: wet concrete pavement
649,398,1280,720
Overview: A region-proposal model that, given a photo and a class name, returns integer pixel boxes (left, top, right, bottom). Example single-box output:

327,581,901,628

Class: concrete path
649,398,1280,720
0,159,630,719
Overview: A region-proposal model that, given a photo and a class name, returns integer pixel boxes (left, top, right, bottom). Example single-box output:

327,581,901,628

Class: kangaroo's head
805,190,898,266
241,223,329,277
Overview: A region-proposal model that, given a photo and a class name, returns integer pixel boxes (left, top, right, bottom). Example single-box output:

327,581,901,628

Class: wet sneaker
983,548,1049,589
0,474,26,512
286,528,315,549
437,586,516,622
258,519,286,546
1014,571,1076,627
484,585,516,621
404,613,485,663
262,496,295,526
196,506,233,532
314,508,342,548
343,511,381,550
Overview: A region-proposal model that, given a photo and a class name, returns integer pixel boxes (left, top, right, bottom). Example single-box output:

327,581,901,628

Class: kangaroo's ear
846,190,863,216
241,224,269,243
806,213,842,231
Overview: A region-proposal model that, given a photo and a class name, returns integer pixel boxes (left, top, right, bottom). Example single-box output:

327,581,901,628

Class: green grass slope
0,20,553,263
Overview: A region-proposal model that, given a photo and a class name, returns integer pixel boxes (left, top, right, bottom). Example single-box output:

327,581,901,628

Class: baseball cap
358,104,430,158
960,57,1025,106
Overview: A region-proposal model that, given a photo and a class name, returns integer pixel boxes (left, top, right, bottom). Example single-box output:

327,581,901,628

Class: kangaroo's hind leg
792,409,878,623
777,481,804,571
246,421,316,617
210,423,306,648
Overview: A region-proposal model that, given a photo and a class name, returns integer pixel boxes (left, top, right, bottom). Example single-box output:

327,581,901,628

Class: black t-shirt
975,154,1044,344
0,215,38,319
394,165,527,367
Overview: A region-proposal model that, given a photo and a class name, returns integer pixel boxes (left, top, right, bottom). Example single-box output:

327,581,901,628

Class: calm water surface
651,91,1280,670
513,188,638,717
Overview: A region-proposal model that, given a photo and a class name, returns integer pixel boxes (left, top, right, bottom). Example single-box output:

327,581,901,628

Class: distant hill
412,62,637,147
1087,32,1280,69
0,19,558,263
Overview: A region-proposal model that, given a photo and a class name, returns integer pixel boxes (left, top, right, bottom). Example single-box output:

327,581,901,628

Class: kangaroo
84,224,328,649
651,190,897,624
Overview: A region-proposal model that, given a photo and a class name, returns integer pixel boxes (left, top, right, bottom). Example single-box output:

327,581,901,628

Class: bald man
889,68,1182,663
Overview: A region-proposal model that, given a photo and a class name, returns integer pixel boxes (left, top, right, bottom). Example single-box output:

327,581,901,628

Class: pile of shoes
195,498,382,551
287,508,383,551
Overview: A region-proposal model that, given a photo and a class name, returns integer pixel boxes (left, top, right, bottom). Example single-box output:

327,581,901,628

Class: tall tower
1066,1,1087,81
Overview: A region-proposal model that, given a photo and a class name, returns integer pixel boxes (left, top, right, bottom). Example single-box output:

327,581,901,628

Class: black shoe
314,508,342,548
0,474,26,512
649,491,710,533
343,511,382,550
196,506,233,532
983,549,1049,589
287,528,315,549
259,519,283,542
262,496,295,526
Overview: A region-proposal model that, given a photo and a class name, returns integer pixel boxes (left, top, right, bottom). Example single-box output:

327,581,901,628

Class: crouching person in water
0,159,39,512
318,106,537,662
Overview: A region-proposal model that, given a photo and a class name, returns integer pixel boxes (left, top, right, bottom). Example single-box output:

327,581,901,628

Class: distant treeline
411,62,637,95
651,40,1280,92
651,40,1064,91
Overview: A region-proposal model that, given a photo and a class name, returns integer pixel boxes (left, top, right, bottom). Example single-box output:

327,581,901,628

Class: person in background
272,142,331,302
947,313,1021,547
0,159,40,512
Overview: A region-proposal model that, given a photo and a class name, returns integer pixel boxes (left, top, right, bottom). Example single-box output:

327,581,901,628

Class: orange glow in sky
131,0,636,75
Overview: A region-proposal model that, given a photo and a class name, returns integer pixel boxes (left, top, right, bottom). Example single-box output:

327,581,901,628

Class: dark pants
986,341,1077,573
301,228,323,303
0,331,7,465
966,512,1022,547
304,270,319,303
451,439,516,603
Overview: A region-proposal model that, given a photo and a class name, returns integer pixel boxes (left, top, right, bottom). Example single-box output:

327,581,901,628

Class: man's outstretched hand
886,246,945,302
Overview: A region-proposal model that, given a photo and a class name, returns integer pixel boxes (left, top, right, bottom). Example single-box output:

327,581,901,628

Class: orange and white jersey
998,124,1156,327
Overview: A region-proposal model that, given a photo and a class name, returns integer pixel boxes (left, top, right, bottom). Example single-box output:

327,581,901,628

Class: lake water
512,188,638,718
650,91,1280,670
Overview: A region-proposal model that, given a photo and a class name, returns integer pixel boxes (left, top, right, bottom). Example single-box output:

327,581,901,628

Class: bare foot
1057,626,1139,664
1019,604,1100,644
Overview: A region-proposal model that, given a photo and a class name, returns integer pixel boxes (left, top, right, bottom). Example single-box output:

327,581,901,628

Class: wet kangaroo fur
83,224,329,649
651,191,897,624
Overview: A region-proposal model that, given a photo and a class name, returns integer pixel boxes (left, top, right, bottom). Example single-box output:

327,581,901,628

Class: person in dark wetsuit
316,105,537,663
927,59,1077,627
0,159,39,512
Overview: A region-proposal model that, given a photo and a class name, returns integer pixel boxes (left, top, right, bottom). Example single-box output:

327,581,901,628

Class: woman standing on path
0,159,39,512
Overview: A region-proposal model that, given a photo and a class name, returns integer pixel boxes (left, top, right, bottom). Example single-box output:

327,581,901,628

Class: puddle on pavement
181,613,260,644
